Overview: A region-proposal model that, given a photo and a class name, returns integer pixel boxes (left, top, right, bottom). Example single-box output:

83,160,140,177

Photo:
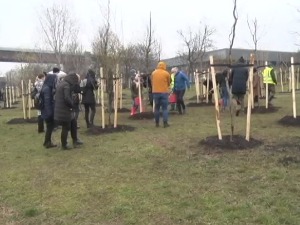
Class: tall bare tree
138,12,158,73
39,3,78,66
178,23,215,77
92,0,122,127
228,0,238,63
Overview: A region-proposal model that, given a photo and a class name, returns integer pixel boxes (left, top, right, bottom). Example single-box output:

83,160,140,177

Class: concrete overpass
0,47,92,65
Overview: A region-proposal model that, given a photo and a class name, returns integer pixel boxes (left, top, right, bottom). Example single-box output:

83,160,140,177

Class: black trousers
44,118,55,145
59,119,78,147
84,103,96,126
38,115,44,133
175,90,186,113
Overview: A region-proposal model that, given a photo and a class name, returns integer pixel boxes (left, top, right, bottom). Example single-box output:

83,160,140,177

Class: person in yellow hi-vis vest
263,63,277,105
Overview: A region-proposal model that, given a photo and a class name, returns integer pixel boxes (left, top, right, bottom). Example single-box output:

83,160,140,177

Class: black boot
38,115,44,133
163,122,170,128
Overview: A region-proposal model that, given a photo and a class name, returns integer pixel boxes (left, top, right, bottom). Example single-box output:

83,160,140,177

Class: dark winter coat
54,73,79,123
40,74,57,120
230,63,249,95
81,71,98,105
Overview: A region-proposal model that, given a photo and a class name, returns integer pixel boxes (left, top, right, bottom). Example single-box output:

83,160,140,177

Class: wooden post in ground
291,57,296,118
209,56,222,140
9,86,12,108
280,68,284,92
137,71,142,113
12,86,15,104
194,70,200,103
97,78,100,104
5,86,9,108
21,80,26,119
289,67,292,92
297,67,299,90
100,67,105,129
114,64,119,128
28,80,31,119
206,68,210,104
265,62,269,109
119,75,123,109
246,54,255,141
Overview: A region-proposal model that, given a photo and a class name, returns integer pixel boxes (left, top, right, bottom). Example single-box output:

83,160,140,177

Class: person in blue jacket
172,67,190,114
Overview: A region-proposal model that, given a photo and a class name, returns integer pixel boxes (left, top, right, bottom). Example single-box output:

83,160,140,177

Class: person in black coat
40,74,57,148
81,69,98,128
229,57,249,116
54,73,83,150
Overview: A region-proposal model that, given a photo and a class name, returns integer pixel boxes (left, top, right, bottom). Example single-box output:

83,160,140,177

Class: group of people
130,62,190,128
33,68,98,150
131,57,277,128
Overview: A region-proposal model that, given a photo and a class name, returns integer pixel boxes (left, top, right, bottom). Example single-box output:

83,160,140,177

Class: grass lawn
0,88,300,225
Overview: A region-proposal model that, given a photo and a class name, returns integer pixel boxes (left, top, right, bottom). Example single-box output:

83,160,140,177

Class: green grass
0,88,300,225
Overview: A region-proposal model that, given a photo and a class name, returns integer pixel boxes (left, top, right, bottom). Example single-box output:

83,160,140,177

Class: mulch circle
186,102,214,107
246,106,280,114
128,112,154,120
278,116,300,126
199,135,263,151
7,117,38,124
86,124,135,135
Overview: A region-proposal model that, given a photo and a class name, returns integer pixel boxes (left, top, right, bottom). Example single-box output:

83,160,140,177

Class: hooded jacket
173,71,190,91
81,70,98,104
40,74,57,120
54,73,79,123
230,63,249,95
151,62,170,93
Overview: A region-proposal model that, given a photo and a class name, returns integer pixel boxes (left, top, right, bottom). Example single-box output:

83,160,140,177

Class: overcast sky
0,0,299,74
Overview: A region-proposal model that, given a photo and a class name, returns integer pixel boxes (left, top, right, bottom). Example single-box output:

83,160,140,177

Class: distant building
163,48,299,73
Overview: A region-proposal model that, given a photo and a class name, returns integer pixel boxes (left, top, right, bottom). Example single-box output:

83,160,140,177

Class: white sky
0,0,299,74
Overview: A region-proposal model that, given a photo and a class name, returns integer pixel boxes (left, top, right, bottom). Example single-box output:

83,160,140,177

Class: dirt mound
129,112,154,120
86,125,135,135
278,115,300,126
199,135,263,151
246,106,280,114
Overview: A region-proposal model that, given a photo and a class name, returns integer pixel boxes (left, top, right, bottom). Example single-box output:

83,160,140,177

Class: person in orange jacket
151,61,171,128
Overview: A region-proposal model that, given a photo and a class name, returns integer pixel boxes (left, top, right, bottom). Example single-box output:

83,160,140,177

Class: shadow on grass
86,124,135,135
199,135,263,152
7,117,38,124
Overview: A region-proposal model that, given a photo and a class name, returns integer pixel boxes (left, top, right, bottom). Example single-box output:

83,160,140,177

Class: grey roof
162,48,299,68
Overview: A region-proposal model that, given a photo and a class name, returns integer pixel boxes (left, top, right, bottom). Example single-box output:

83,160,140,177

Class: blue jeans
221,86,229,107
153,93,169,123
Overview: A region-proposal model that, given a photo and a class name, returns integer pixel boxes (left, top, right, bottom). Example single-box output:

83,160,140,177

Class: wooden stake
297,67,299,90
210,56,222,140
119,76,123,109
5,86,9,108
97,78,100,104
265,62,269,109
137,71,142,113
21,81,26,119
206,68,210,104
246,54,255,141
28,80,31,119
9,86,12,108
12,86,15,104
280,68,283,92
291,57,296,118
114,64,119,128
100,67,105,129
